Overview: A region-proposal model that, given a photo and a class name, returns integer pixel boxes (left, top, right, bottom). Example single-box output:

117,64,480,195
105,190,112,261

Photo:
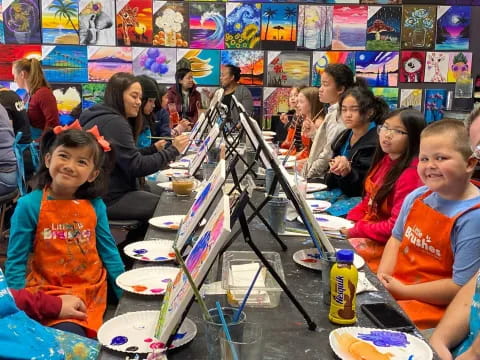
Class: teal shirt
5,189,125,299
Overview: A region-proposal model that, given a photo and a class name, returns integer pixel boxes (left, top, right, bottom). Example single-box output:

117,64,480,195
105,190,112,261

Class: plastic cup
265,168,280,196
202,162,218,181
245,150,259,173
267,197,289,234
220,322,264,360
171,174,195,196
203,307,247,360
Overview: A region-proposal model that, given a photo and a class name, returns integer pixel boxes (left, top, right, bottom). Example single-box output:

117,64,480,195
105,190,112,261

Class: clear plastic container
221,251,285,308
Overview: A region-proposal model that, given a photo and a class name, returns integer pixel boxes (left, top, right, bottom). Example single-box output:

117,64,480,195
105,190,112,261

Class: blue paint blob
316,217,329,222
110,335,128,346
133,249,148,255
126,346,139,352
161,278,171,283
155,256,168,261
163,221,174,225
172,332,187,340
307,252,321,260
357,330,409,347
408,356,414,360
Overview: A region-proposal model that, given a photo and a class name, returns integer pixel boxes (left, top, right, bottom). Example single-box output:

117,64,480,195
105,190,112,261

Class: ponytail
369,96,389,125
13,58,49,95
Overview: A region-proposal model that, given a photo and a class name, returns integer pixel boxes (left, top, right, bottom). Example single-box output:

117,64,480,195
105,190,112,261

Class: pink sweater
347,155,422,243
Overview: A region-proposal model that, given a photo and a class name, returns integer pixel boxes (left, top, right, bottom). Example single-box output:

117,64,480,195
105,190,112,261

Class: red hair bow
53,120,111,152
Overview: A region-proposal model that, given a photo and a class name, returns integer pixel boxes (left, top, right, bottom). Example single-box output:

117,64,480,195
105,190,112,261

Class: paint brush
172,218,184,250
216,301,240,360
148,136,175,140
233,264,263,323
173,246,212,321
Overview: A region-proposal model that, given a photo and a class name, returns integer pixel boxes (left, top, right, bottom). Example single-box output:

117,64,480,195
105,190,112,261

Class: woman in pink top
13,58,59,139
343,108,426,272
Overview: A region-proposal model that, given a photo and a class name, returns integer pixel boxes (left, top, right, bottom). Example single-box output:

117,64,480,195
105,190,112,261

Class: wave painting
190,4,225,50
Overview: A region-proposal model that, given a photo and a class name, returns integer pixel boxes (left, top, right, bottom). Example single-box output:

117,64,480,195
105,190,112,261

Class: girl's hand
329,156,351,176
455,348,480,360
339,228,349,237
154,140,166,151
172,134,190,153
302,118,314,137
58,295,87,320
176,119,192,133
378,274,409,299
280,113,289,125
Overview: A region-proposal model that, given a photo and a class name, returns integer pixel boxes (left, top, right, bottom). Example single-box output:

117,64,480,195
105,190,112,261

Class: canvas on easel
154,194,231,347
188,123,220,177
176,159,226,253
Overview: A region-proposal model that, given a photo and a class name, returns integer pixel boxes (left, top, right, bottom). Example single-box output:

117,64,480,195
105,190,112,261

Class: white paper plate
264,135,274,141
262,131,276,136
306,183,327,193
329,327,432,360
297,214,353,231
159,169,190,179
124,240,176,262
293,248,364,270
168,158,191,169
116,266,179,295
98,311,197,353
306,199,331,212
148,215,206,230
156,179,201,191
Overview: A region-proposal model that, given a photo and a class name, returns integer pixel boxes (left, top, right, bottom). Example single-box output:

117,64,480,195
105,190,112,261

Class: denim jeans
0,170,17,196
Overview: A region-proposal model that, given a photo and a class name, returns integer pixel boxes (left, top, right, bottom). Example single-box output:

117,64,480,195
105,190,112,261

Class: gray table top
99,190,437,360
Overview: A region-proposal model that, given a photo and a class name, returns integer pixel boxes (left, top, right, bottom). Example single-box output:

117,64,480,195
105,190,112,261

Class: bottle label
333,275,345,304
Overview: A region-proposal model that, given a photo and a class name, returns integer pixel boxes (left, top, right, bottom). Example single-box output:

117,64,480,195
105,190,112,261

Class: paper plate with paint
159,169,190,179
297,214,354,231
168,158,191,169
262,131,276,137
306,183,327,193
148,215,206,230
116,267,179,295
293,248,364,271
156,179,201,191
329,327,432,360
263,135,274,141
306,199,331,212
123,240,176,262
98,311,197,353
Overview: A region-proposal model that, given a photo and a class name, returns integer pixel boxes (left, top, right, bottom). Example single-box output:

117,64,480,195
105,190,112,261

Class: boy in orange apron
5,122,124,338
377,120,480,330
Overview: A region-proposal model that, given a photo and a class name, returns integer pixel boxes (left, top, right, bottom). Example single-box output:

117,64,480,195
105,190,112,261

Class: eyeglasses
472,145,480,160
377,124,408,137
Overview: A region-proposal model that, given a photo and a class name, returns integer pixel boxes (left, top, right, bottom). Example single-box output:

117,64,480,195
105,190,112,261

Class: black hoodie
79,104,179,205
325,126,378,197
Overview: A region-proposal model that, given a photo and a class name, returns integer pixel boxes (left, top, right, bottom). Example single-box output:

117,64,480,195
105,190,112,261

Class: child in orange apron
344,108,425,272
377,119,480,330
5,121,125,338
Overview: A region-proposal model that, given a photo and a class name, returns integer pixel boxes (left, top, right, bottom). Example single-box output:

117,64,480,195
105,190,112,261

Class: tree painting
297,5,332,50
48,0,79,37
284,7,296,41
262,7,276,41
261,4,297,50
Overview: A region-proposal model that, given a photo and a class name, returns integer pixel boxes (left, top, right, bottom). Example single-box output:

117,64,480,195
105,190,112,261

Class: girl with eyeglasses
345,108,426,272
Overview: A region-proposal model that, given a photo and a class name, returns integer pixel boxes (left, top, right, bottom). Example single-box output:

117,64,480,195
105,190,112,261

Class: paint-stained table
99,190,438,360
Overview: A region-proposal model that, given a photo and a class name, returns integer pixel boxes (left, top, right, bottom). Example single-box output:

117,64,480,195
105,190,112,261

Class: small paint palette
306,199,331,213
115,266,179,295
98,311,197,353
293,248,364,271
297,214,354,231
168,158,191,169
329,327,432,360
123,240,176,262
148,215,207,230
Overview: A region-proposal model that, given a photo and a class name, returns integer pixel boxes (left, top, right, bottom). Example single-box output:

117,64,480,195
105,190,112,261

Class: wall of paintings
0,0,478,125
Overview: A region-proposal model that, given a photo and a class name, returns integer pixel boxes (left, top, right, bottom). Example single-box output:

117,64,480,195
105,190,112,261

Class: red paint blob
301,258,318,263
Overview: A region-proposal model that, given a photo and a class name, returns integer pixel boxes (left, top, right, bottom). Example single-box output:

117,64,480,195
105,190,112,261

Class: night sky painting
355,51,399,87
366,6,402,50
225,3,260,49
261,4,298,51
435,6,470,50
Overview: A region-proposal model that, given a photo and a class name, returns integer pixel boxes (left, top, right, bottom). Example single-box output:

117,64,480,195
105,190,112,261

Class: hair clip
52,120,111,152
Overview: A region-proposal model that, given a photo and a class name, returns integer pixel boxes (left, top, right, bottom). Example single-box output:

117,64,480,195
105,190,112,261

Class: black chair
108,219,141,245
0,188,19,255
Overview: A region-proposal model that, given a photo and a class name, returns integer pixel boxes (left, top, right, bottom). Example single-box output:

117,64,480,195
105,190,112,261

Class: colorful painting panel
297,5,333,50
221,50,264,86
355,51,399,87
261,4,297,50
132,47,176,83
81,82,106,110
366,6,401,51
0,3,4,44
42,0,79,44
0,44,41,80
267,51,310,87
311,51,355,86
401,6,436,49
87,46,132,82
400,88,423,111
332,5,367,50
371,87,398,110
177,49,220,86
361,0,401,3
116,0,153,46
51,83,81,125
424,89,447,123
399,51,425,83
225,3,260,49
155,195,230,347
424,51,449,83
153,1,188,48
189,3,225,50
3,0,41,44
42,45,87,83
263,87,290,118
435,6,470,50
78,0,115,46
447,51,472,83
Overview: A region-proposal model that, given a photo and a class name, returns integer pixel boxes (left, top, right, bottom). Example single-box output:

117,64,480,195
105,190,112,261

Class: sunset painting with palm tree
42,0,79,44
261,3,297,50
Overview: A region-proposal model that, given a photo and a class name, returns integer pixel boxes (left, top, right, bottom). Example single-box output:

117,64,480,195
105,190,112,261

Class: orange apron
392,190,480,329
26,189,107,338
349,162,391,273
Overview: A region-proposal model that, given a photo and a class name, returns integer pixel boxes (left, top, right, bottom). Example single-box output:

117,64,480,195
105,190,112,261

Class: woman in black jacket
79,72,189,221
325,84,389,197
